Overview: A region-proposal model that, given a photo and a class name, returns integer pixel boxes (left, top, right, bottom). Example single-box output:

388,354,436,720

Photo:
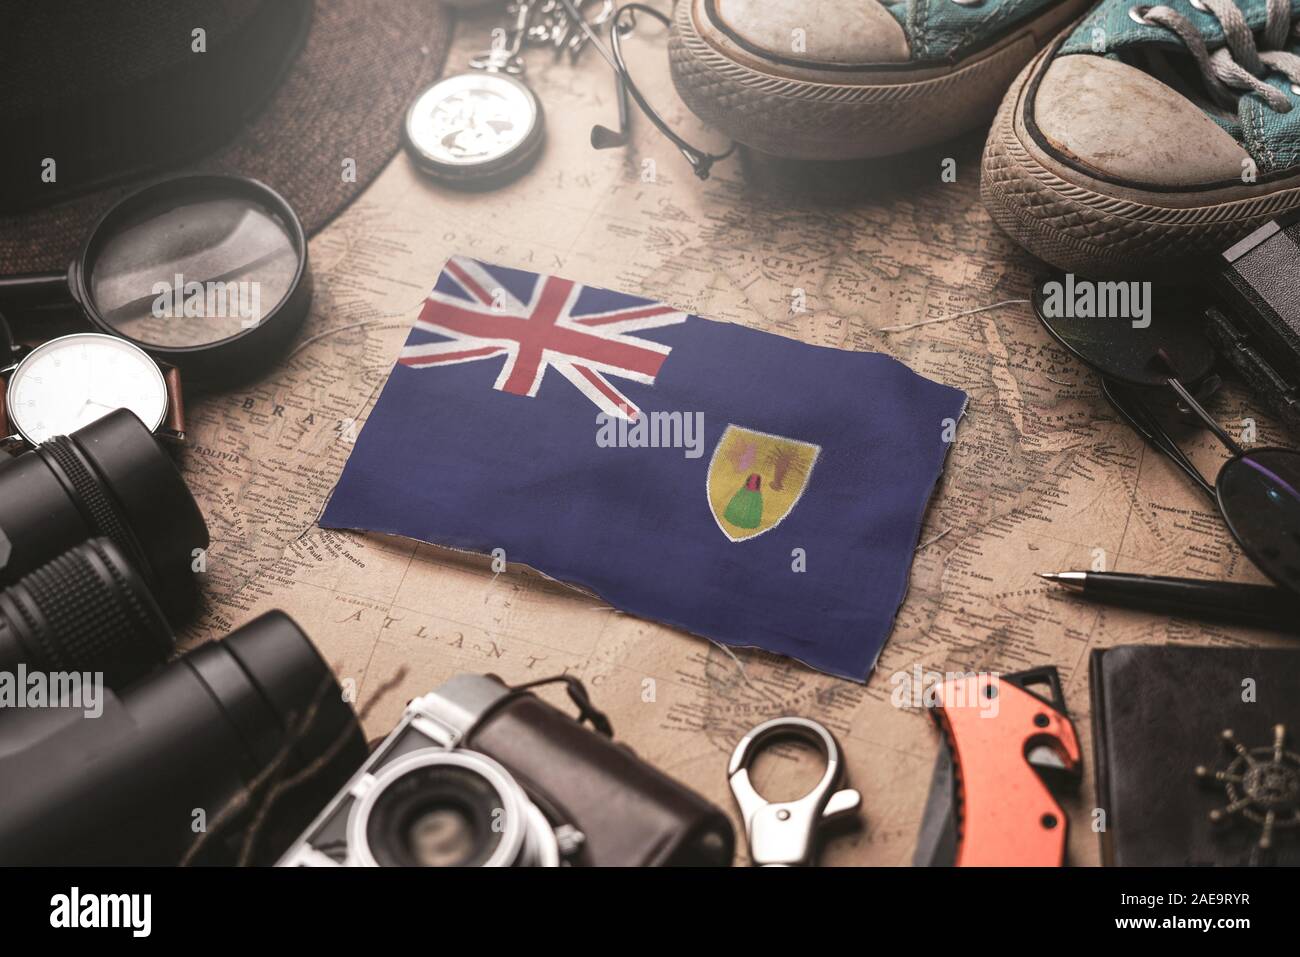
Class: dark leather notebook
1091,645,1300,866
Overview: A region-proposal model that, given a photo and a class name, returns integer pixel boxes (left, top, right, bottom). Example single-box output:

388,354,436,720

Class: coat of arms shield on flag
708,426,820,542
321,257,968,681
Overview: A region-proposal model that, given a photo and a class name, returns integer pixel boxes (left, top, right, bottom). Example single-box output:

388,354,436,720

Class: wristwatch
0,329,186,452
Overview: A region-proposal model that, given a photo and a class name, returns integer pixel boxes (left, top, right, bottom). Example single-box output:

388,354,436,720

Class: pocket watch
402,1,545,189
402,71,544,189
1,331,185,451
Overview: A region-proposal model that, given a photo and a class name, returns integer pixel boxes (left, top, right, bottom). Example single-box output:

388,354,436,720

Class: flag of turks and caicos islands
321,257,967,680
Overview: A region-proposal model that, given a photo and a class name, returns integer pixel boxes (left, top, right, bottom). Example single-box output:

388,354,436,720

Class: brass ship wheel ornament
1196,724,1300,851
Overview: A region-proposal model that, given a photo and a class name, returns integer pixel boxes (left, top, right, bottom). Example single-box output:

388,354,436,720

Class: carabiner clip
727,716,861,866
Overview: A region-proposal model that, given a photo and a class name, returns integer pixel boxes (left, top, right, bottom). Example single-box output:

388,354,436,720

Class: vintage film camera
280,673,735,867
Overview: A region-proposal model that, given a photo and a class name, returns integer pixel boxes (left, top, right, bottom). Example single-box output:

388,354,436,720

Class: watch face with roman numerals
6,333,167,445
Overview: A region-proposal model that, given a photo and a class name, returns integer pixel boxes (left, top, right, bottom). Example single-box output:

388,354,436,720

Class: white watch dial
6,333,168,445
406,73,538,167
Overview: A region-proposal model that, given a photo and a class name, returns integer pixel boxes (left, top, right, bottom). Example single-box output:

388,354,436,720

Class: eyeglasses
1033,276,1300,596
558,0,735,179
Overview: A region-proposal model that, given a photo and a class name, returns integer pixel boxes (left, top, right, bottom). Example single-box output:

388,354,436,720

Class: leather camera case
465,686,735,867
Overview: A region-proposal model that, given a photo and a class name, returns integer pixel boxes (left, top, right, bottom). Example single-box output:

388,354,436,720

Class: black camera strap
509,674,614,738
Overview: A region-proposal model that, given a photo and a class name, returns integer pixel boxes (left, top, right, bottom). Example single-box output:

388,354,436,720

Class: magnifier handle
0,271,73,309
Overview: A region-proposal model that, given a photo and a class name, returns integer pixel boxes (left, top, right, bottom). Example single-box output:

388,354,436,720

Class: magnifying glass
0,175,311,387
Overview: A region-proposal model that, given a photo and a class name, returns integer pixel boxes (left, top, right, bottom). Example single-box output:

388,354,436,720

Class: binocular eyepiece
0,407,208,622
0,408,367,865
0,537,173,688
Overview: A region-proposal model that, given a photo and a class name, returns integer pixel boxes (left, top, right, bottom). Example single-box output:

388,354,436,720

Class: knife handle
933,672,1082,866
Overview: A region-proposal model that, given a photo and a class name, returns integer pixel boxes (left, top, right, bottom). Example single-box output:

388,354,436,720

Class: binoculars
0,409,366,864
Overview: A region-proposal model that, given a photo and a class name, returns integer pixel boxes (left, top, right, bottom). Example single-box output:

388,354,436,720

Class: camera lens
0,537,173,688
407,806,477,867
368,763,505,866
0,407,208,621
351,750,560,867
0,611,367,865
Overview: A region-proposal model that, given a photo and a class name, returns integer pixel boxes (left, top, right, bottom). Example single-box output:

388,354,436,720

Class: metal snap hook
727,716,861,866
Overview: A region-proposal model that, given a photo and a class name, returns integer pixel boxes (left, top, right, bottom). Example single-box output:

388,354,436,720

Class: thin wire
917,527,953,551
287,319,407,358
180,667,407,866
179,674,337,866
560,0,735,178
709,638,755,687
879,299,1030,333
236,668,407,865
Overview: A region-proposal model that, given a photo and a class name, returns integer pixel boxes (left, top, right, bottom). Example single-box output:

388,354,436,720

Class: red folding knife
914,666,1082,867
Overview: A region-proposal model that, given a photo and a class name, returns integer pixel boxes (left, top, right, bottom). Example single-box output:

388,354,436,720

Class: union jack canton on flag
321,257,968,681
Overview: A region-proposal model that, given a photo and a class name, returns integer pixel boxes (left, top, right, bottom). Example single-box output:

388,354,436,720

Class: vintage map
180,7,1291,865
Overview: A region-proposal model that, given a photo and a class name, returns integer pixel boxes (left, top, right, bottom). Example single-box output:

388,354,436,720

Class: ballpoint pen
1038,571,1300,633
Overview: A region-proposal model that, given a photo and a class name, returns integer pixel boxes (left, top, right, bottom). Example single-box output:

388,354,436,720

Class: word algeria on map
178,14,1289,866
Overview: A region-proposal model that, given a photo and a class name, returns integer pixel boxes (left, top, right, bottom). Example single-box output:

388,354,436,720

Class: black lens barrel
0,408,208,621
0,537,173,688
0,611,366,865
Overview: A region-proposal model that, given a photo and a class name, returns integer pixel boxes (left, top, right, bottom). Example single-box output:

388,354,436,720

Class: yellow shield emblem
707,425,821,542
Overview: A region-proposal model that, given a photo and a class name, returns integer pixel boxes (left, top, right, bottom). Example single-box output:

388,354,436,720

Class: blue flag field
321,257,967,680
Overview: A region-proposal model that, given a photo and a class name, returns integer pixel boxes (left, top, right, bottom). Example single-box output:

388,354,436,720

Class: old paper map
180,7,1290,865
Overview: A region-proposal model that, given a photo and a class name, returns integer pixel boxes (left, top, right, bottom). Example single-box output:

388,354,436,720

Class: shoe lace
1140,0,1300,112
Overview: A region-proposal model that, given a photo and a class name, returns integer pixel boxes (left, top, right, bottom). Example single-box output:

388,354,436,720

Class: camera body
1207,212,1300,432
280,673,734,867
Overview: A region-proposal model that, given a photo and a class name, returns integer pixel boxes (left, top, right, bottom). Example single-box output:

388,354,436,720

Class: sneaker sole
668,0,1092,160
981,40,1300,278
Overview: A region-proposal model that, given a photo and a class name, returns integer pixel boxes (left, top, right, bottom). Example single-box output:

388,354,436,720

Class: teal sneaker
668,0,1094,159
983,0,1300,277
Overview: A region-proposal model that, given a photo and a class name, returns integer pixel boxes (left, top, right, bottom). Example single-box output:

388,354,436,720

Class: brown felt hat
0,0,454,274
